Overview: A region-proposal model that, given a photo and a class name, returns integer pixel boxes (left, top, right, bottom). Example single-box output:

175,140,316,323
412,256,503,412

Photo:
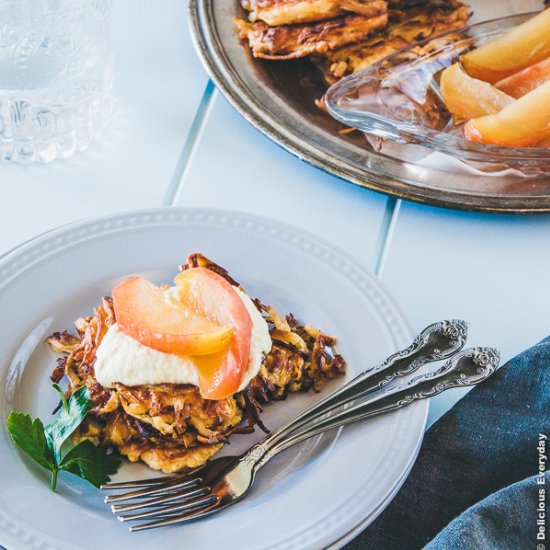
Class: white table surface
1,1,548,432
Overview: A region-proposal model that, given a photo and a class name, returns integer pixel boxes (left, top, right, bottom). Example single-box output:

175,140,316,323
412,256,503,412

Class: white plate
0,208,427,550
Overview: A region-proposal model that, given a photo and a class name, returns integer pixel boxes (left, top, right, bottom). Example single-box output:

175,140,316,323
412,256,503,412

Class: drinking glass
0,0,114,163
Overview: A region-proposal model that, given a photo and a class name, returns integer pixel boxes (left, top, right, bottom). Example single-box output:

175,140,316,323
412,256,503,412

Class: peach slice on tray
463,80,550,147
175,267,253,400
440,63,514,121
495,57,550,99
112,276,234,357
461,8,550,83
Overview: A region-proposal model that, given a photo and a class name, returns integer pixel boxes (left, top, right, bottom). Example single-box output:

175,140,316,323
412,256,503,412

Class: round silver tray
189,0,550,213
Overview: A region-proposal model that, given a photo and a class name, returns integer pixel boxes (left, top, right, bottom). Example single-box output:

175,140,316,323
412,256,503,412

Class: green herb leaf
45,385,93,463
60,440,121,488
7,384,121,491
52,383,69,412
7,412,55,472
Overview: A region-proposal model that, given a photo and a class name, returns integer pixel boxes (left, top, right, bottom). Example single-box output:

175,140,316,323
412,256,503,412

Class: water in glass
0,0,114,163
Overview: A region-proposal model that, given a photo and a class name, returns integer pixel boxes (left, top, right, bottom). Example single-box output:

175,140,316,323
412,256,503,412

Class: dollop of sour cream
94,286,271,392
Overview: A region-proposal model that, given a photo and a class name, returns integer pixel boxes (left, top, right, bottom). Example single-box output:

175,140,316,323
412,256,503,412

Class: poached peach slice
440,63,514,121
495,57,550,99
175,268,253,400
463,80,550,147
461,9,550,83
112,277,233,356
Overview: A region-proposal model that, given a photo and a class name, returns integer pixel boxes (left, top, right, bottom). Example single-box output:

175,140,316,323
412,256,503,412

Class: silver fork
102,319,466,493
103,345,499,532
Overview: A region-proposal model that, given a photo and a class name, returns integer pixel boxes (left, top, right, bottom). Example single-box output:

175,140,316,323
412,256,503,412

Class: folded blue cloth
346,336,550,549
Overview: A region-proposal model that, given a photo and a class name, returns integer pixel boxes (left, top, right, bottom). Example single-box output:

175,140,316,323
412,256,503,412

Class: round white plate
0,208,427,550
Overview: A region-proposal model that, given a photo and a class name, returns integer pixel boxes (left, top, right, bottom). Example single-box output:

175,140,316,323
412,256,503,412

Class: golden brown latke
235,12,389,60
241,0,389,26
47,254,345,473
314,1,471,83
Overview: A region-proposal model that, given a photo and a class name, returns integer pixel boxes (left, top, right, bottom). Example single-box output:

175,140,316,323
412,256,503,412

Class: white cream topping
94,287,271,392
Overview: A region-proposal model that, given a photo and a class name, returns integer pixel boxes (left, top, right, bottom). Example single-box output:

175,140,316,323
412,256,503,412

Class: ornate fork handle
246,346,499,469
264,319,468,450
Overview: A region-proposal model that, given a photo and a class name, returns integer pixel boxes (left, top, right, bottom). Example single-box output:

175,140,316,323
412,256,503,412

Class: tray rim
188,0,550,214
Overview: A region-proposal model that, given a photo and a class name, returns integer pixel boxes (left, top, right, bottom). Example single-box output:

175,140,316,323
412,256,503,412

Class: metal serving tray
189,0,550,213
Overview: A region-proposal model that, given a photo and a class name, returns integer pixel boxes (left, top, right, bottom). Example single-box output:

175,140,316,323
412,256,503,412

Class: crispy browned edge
314,1,471,84
235,12,390,60
241,0,389,26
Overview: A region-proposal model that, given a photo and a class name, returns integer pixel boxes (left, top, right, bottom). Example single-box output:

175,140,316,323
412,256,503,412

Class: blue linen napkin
345,336,550,549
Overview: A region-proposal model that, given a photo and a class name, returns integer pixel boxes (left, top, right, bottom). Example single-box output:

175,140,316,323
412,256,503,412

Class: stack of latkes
236,0,471,85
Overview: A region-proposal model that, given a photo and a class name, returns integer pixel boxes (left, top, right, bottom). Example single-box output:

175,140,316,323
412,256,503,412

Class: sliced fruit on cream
107,269,261,400
94,286,270,396
112,276,234,357
174,267,253,400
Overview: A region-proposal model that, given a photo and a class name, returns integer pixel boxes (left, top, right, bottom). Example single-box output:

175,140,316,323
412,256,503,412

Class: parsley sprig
7,385,121,491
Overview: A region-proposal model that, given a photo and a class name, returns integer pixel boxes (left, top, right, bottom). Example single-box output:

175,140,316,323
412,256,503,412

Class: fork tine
101,465,203,490
118,494,219,522
100,474,182,490
104,476,203,503
128,499,222,532
111,486,211,513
